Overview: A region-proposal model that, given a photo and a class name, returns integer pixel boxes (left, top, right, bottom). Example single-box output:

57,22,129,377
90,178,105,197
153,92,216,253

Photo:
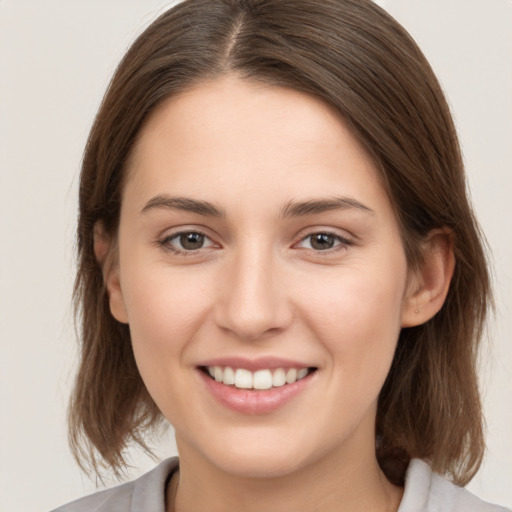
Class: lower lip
198,370,315,415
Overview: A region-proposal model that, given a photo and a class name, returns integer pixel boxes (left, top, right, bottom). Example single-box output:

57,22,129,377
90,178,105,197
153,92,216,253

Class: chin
189,427,322,479
213,449,309,479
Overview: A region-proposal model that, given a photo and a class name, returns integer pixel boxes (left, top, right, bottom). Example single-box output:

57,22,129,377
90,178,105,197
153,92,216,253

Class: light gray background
0,1,510,511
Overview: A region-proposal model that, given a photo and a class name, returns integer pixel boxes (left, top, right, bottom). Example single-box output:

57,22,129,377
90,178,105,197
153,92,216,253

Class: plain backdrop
0,1,511,511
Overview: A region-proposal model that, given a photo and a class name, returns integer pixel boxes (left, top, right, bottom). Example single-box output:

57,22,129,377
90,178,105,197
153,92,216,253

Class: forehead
125,75,389,216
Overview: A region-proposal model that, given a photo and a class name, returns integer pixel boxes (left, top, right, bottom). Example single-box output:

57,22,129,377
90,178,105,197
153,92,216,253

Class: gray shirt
51,458,509,512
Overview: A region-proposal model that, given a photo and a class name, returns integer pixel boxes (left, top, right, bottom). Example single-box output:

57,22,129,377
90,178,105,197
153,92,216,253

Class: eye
162,231,216,253
297,232,352,251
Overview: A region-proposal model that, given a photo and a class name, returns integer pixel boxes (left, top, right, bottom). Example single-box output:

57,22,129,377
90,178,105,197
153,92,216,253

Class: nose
214,242,293,342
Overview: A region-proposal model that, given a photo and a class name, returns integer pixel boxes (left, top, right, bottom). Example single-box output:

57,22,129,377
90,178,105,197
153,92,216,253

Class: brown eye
296,231,353,253
180,232,205,250
162,231,215,254
309,233,336,250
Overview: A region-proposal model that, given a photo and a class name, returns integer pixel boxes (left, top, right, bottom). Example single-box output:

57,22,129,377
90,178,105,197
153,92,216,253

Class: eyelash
158,230,215,256
295,231,354,254
157,230,354,256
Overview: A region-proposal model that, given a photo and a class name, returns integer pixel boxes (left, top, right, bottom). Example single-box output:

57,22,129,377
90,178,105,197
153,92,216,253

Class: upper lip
196,357,316,372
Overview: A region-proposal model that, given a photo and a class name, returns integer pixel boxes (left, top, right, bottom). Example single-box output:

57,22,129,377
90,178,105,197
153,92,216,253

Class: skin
96,76,454,512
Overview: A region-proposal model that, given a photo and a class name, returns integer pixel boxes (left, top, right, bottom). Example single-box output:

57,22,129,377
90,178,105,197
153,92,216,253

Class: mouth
199,365,318,390
196,357,318,414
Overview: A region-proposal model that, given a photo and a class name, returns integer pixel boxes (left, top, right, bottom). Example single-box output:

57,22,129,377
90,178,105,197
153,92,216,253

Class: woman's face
107,76,419,478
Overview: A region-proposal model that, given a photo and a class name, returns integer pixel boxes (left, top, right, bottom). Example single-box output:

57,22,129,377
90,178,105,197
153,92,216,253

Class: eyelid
293,229,355,252
157,228,219,255
154,225,355,256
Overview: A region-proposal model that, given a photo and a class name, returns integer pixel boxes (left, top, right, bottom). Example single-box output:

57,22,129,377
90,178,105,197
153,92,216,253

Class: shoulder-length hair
70,0,490,485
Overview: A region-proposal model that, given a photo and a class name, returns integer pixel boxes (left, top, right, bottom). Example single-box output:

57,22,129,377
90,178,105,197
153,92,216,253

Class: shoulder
399,459,509,512
50,457,178,512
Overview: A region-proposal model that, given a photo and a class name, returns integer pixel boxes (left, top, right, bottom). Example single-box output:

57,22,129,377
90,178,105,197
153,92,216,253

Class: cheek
120,267,217,424
298,262,406,374
119,258,215,369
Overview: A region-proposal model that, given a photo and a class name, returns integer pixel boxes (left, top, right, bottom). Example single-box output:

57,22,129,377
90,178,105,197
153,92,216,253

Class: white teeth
272,368,286,387
297,368,308,380
234,368,253,389
223,366,235,385
286,368,298,384
206,366,312,389
253,369,273,390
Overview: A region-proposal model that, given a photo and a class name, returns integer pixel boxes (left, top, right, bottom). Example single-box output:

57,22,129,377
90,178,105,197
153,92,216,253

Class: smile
203,366,314,390
197,360,318,415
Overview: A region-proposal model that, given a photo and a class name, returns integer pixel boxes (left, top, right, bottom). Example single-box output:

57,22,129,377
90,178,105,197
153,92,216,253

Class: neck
169,434,403,512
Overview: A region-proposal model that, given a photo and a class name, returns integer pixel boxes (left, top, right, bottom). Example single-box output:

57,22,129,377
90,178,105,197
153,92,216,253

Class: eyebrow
141,195,225,217
140,194,373,218
280,197,374,218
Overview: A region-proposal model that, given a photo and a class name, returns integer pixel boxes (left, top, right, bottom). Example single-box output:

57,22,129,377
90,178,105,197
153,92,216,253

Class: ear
401,228,455,327
93,221,129,324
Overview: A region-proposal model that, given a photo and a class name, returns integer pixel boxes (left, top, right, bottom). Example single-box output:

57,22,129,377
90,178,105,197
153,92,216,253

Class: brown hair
70,0,490,485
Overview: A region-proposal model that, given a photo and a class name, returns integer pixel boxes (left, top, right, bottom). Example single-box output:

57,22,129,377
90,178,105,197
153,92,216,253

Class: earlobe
93,221,129,324
401,228,455,327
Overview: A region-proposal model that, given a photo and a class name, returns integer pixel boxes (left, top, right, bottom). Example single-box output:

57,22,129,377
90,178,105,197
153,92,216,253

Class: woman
53,0,508,511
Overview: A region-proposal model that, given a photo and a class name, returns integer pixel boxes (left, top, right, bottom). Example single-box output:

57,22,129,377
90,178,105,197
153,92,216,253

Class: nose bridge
216,239,291,341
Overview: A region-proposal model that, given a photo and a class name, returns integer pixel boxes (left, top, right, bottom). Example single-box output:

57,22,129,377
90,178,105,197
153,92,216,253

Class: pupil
311,233,334,250
180,233,204,250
